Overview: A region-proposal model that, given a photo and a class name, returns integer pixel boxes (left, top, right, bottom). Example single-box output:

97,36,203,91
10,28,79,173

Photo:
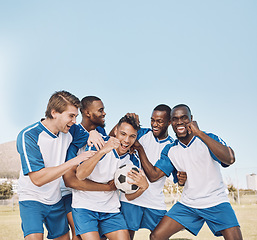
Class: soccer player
119,105,187,240
62,96,110,240
16,91,96,240
72,115,149,240
144,104,243,240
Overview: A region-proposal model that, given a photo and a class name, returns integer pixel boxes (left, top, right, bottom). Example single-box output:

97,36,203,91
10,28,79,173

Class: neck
81,120,97,132
157,131,168,141
41,118,59,135
178,133,194,146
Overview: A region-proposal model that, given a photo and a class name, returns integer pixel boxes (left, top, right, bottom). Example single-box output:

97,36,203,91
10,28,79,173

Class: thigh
19,201,45,238
150,216,184,240
25,233,44,240
220,226,243,240
45,199,69,239
80,231,101,240
105,229,130,240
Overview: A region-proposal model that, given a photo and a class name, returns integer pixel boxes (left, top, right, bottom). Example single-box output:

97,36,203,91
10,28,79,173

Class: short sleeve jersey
120,128,175,210
17,121,88,205
61,124,107,197
155,133,230,209
72,136,140,213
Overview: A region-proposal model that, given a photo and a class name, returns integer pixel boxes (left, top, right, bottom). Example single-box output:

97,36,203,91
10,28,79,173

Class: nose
103,111,106,116
72,116,76,124
152,121,158,127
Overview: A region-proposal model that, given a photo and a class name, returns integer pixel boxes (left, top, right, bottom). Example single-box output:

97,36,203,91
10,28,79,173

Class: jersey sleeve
16,128,45,175
155,144,178,183
66,124,89,161
137,128,151,140
205,132,230,168
96,126,107,136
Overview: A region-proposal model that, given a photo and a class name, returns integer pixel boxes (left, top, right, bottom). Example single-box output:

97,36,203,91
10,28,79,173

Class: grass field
1,202,257,240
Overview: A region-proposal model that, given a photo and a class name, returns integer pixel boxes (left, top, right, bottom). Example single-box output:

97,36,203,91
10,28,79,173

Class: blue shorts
166,202,240,236
120,201,166,231
72,208,128,236
62,194,72,214
19,199,69,239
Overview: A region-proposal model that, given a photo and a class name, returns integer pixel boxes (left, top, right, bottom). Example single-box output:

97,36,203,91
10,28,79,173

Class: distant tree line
0,181,13,199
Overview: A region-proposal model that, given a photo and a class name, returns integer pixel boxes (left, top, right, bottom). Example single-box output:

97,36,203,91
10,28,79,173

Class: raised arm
76,137,120,180
187,121,235,165
133,140,166,182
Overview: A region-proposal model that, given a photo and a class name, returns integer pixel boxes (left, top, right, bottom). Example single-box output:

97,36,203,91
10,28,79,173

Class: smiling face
87,100,106,128
151,110,171,140
52,104,78,134
114,122,138,156
171,106,193,143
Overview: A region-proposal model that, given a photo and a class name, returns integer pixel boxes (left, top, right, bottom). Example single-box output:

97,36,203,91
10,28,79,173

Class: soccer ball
114,164,139,194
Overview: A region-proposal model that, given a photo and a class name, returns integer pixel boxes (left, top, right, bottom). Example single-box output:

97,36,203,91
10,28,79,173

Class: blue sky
0,1,256,188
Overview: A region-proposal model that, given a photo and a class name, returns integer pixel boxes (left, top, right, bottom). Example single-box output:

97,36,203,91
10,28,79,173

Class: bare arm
134,140,166,182
28,151,95,187
63,166,116,191
76,137,120,180
187,121,235,165
125,168,149,201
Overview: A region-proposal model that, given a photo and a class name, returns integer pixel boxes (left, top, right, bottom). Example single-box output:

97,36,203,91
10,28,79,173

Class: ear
114,127,118,137
85,110,91,118
51,109,57,119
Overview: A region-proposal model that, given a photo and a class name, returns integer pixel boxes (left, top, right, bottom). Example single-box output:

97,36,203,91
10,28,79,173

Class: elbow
148,176,159,183
31,179,44,187
76,173,85,181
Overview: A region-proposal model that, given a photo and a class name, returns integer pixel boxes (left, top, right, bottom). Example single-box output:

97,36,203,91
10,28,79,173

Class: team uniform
68,135,140,237
120,128,177,231
17,121,89,239
61,124,107,215
155,133,240,236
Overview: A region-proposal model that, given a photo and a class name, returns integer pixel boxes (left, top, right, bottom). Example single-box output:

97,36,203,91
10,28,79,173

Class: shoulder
96,126,107,136
137,128,152,140
202,131,227,146
161,140,179,155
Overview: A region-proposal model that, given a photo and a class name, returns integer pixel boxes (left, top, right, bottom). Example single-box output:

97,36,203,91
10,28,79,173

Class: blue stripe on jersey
17,122,45,175
137,128,152,140
155,143,178,183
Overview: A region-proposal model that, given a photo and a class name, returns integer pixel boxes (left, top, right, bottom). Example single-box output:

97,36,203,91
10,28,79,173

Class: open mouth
120,142,129,150
177,126,186,134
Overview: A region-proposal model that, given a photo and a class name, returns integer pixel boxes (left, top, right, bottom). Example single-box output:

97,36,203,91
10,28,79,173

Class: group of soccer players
17,90,243,240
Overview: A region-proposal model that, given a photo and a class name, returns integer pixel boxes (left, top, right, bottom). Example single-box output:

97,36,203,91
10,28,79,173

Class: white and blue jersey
72,136,140,213
120,128,175,210
155,133,230,209
17,121,89,205
61,124,107,197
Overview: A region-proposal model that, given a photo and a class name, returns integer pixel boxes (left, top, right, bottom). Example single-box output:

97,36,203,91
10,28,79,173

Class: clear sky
0,1,256,188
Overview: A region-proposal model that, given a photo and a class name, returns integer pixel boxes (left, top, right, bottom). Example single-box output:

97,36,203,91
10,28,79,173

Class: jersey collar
179,136,196,148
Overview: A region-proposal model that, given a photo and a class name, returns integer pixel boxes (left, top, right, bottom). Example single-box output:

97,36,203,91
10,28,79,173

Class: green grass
1,203,257,240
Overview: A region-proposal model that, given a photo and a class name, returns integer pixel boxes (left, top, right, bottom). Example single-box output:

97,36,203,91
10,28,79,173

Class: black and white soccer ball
114,164,139,194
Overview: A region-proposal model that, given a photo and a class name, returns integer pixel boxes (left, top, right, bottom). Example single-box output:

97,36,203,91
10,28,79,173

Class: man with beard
119,104,187,239
142,104,242,240
62,96,112,240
